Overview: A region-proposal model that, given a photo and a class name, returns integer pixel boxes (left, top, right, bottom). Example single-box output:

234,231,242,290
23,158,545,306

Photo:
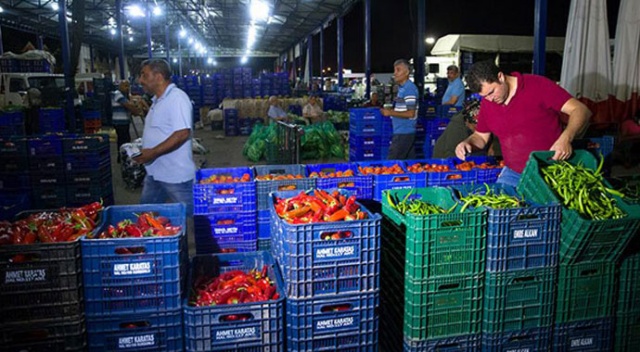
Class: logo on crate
315,316,358,331
214,227,239,235
512,227,540,240
4,267,49,284
213,197,239,205
570,338,594,347
112,261,152,276
506,349,530,352
117,334,157,349
213,326,260,341
314,245,359,261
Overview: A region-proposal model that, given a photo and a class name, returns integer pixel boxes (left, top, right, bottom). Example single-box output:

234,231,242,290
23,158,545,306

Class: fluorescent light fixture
249,0,269,22
129,37,134,42
172,58,178,63
153,6,162,16
110,28,117,35
51,2,60,11
0,6,4,13
188,38,194,44
425,37,435,44
207,58,213,64
247,25,257,48
179,29,187,38
213,60,218,66
126,5,145,18
241,56,248,64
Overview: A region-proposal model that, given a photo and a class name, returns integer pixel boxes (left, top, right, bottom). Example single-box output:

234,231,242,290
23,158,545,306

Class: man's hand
549,135,573,161
132,148,155,164
380,108,392,117
455,141,473,160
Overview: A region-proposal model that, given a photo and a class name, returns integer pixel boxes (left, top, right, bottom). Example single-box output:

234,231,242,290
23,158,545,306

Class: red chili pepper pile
274,189,368,224
89,212,182,239
190,265,279,307
0,201,103,245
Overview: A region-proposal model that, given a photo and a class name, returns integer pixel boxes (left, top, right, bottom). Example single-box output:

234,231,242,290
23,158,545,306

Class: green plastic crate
517,151,640,264
382,187,486,279
404,273,484,340
483,267,557,333
556,261,617,323
615,312,640,352
618,252,640,315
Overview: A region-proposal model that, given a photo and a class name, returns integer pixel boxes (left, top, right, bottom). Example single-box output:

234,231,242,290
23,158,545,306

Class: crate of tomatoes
405,158,477,187
253,164,315,211
184,251,285,352
0,201,103,325
307,162,373,200
356,161,419,201
194,167,256,215
81,203,187,317
270,188,381,298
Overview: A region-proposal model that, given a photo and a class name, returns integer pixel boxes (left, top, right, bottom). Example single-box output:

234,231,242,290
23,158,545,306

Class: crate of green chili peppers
517,150,640,264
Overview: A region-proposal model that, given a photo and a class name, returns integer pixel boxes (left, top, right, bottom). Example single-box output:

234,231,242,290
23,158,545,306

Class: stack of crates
0,109,25,136
0,137,31,219
183,252,285,351
254,164,314,250
349,108,391,161
224,109,239,136
380,187,486,350
270,188,381,351
63,134,113,206
82,203,186,351
452,184,561,351
201,75,219,107
518,150,640,351
421,117,450,158
193,167,257,254
616,249,640,351
28,135,67,208
82,109,102,134
323,95,347,112
0,213,86,350
38,107,66,133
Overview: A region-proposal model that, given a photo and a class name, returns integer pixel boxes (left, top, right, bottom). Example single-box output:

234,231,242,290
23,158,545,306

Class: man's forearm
465,132,489,151
562,108,591,141
391,110,417,119
149,129,191,159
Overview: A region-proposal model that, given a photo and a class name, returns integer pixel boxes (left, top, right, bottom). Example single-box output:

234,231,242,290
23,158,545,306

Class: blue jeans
496,166,521,188
140,175,194,216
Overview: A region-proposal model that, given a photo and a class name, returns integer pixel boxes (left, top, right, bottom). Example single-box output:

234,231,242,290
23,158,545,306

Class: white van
0,72,65,107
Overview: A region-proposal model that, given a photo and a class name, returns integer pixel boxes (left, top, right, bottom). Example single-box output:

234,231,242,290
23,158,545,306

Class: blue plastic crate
0,111,25,126
81,203,186,316
406,158,477,187
437,105,462,118
403,334,481,352
224,109,238,119
194,167,256,214
258,209,271,240
64,149,110,172
65,164,112,185
253,164,314,211
270,189,381,298
425,117,451,135
31,185,66,209
286,291,379,352
349,146,386,162
0,192,31,221
38,109,66,132
194,210,257,244
30,169,66,186
452,156,503,184
0,172,30,191
65,180,113,207
183,252,285,352
553,318,614,352
573,135,615,160
28,155,65,173
86,309,183,352
307,163,373,200
195,239,257,255
28,135,64,156
0,124,25,137
62,134,109,155
0,318,86,351
450,183,561,272
482,327,552,352
349,108,383,135
350,135,386,149
356,161,419,201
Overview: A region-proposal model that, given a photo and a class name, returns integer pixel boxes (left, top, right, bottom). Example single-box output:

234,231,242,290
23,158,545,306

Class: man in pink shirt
455,61,591,187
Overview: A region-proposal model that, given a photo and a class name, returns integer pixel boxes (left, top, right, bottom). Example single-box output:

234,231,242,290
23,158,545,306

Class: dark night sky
313,0,622,74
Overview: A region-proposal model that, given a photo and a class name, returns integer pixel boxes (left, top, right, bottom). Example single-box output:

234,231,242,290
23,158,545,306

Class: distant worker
112,80,144,162
267,96,288,122
455,60,591,187
364,92,383,108
380,59,419,160
133,59,196,216
442,65,465,106
303,95,324,123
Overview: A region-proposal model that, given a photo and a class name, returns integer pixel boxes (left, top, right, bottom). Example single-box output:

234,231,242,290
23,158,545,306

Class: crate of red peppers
81,203,187,316
0,201,103,326
183,251,285,352
270,188,381,298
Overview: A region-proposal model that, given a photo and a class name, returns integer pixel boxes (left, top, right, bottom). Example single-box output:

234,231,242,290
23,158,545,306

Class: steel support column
115,0,125,80
59,0,76,132
319,27,324,85
533,0,548,75
178,40,182,76
146,3,152,58
364,0,371,98
0,26,3,55
415,0,426,98
89,44,94,72
337,16,344,88
307,35,313,90
37,35,44,50
165,24,170,62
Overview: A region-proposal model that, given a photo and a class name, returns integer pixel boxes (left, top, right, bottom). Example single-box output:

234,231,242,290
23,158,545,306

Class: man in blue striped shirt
381,59,419,159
